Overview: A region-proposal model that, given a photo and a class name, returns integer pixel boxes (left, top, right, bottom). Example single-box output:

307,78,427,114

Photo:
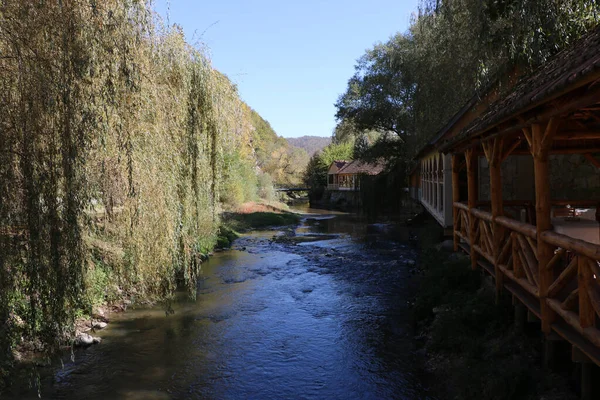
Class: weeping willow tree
0,0,264,384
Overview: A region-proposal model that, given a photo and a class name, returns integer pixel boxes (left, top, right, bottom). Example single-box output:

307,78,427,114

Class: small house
327,159,386,191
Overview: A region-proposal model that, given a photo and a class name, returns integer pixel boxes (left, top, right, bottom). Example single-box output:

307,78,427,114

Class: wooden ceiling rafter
446,82,600,155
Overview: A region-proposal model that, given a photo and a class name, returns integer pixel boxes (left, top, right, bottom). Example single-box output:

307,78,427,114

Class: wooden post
531,120,559,334
465,149,478,270
514,299,527,334
451,154,461,251
572,346,595,400
484,138,504,302
579,256,595,329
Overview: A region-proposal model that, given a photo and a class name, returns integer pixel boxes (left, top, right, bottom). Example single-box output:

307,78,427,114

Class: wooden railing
542,231,600,347
453,202,470,245
495,215,540,298
453,202,600,353
470,207,495,265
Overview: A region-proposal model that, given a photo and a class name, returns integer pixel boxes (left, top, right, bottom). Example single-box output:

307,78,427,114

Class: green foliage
248,108,309,187
302,141,354,192
257,172,277,201
335,0,600,162
335,34,416,138
0,1,288,379
221,150,259,206
413,251,482,325
216,225,239,249
352,134,370,159
286,136,331,156
320,140,355,167
223,212,300,232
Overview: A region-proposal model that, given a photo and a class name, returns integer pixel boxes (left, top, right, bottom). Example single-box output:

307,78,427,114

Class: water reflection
6,207,431,400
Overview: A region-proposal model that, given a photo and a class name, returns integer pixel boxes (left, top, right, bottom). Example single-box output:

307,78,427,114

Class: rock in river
93,321,108,330
74,333,102,347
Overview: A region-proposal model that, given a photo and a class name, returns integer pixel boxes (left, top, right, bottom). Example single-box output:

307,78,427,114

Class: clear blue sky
154,0,418,138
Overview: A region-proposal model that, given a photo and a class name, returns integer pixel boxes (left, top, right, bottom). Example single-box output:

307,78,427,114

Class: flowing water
7,206,433,400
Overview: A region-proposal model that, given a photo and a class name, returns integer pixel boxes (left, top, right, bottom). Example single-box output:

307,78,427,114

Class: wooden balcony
453,201,600,364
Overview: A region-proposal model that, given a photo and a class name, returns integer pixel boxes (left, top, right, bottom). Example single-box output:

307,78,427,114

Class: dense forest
332,0,600,172
0,0,304,382
287,136,331,156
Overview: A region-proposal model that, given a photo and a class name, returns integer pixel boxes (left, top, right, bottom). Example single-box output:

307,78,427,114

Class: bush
413,250,481,326
257,172,276,202
221,150,259,206
216,225,239,249
414,247,577,400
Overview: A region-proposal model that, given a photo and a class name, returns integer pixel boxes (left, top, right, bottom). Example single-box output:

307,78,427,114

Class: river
7,206,433,399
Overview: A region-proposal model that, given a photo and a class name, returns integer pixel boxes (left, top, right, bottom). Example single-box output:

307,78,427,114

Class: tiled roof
441,24,600,151
338,159,386,175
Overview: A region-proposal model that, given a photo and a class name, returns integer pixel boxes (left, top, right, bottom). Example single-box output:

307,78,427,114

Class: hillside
287,136,331,156
247,108,309,186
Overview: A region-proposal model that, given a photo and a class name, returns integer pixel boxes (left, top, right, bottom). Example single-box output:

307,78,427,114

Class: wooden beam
492,137,503,165
482,141,492,162
522,127,533,149
541,231,600,261
501,137,524,162
447,82,600,154
563,288,579,311
512,233,524,279
583,153,600,169
452,154,461,252
541,118,560,154
556,132,600,140
579,256,596,328
465,148,478,271
500,147,600,155
487,137,505,302
532,122,556,334
548,256,578,297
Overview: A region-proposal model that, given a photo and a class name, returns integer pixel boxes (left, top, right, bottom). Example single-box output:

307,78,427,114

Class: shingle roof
332,160,349,169
338,159,386,175
441,24,600,152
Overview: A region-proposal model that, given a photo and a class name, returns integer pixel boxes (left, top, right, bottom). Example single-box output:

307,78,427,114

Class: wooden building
327,159,386,191
411,77,511,227
414,26,600,371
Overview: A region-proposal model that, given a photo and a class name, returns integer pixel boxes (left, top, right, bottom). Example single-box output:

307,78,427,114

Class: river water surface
9,206,432,399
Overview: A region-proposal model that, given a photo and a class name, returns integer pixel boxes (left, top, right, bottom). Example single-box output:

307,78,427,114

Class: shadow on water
5,206,433,400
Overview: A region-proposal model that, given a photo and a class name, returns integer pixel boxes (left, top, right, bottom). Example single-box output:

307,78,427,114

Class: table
551,217,600,245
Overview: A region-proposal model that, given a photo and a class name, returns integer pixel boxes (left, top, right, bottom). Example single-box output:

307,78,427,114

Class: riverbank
2,201,303,394
4,207,432,399
413,219,577,399
217,201,301,248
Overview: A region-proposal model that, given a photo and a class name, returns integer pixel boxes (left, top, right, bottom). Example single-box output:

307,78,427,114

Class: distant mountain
287,136,331,156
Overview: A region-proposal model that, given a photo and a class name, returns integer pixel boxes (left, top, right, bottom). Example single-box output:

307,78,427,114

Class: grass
222,201,300,231
216,201,301,249
225,212,300,230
